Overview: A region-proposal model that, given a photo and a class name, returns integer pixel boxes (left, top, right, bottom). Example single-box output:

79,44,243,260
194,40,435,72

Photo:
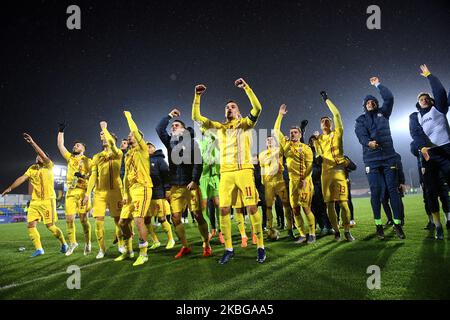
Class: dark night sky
1,0,449,193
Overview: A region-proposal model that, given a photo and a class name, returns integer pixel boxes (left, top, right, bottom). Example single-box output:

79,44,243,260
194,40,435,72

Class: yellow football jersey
259,147,285,184
274,113,313,180
88,128,123,193
24,161,56,200
63,151,91,190
314,99,348,171
124,113,152,189
192,85,262,173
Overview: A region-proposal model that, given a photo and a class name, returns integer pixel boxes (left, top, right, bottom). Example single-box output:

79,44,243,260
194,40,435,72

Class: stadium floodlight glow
52,164,67,183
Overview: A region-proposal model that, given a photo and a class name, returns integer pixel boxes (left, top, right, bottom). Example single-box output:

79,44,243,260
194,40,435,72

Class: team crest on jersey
377,113,382,117
365,166,370,174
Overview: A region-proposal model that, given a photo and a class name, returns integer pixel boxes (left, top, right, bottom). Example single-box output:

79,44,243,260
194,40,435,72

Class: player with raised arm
192,79,266,264
274,104,316,244
311,91,354,242
115,111,153,266
2,133,68,257
84,121,124,259
57,122,92,256
355,77,405,240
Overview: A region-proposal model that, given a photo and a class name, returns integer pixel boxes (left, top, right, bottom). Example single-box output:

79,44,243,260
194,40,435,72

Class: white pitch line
0,259,110,291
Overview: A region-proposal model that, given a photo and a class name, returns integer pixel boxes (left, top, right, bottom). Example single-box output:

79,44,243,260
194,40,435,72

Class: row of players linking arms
2,64,450,266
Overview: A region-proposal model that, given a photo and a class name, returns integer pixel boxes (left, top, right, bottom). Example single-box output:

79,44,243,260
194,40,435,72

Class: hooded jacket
156,115,203,186
355,84,397,166
150,149,170,199
409,74,450,150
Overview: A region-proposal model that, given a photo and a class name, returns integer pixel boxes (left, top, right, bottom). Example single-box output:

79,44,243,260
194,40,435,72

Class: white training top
417,106,450,147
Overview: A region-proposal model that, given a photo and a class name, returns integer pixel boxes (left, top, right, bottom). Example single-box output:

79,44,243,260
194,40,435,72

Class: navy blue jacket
355,84,397,166
409,74,448,150
150,149,170,199
156,115,203,186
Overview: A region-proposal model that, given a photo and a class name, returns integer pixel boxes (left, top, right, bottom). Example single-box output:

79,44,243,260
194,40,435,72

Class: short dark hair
172,120,186,128
226,100,237,105
74,140,87,150
290,126,301,132
320,116,332,121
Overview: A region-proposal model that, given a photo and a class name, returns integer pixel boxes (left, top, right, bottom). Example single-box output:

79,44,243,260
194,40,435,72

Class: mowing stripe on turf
0,259,110,291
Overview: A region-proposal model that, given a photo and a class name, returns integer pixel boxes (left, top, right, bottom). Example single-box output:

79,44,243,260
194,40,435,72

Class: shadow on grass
405,237,449,299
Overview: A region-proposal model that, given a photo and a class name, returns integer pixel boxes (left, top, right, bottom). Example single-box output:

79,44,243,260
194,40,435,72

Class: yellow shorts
289,178,314,208
92,189,123,218
220,169,257,208
232,189,260,209
170,186,201,214
264,179,289,207
120,184,152,219
148,199,171,218
321,168,348,202
27,199,58,225
120,203,133,220
65,188,90,215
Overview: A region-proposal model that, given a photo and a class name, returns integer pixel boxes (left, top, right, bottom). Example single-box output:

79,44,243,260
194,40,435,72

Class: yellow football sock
235,212,247,238
266,208,273,230
66,221,76,244
161,221,173,241
197,220,209,243
220,214,233,250
127,237,133,253
28,227,42,250
327,202,339,232
81,219,91,244
48,225,66,245
139,240,148,256
303,209,316,236
284,206,293,230
115,224,124,248
432,212,442,228
249,211,264,248
338,201,351,231
294,213,306,237
147,223,159,243
95,220,106,252
174,223,187,247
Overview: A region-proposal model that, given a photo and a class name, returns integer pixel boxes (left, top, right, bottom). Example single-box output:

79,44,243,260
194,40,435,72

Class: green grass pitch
0,194,449,300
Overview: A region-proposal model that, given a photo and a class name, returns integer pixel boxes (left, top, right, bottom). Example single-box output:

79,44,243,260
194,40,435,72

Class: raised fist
195,84,207,96
58,121,67,133
169,108,181,118
234,78,248,89
100,121,107,129
369,77,380,86
320,91,328,102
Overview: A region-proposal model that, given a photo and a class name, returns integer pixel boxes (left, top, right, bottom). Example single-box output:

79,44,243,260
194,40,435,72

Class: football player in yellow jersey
57,122,92,256
259,136,292,240
274,104,316,244
311,91,354,242
192,78,266,264
85,121,124,259
115,111,153,266
2,133,68,257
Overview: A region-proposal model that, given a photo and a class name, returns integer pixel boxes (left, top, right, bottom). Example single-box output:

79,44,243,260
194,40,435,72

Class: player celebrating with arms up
311,91,354,242
85,121,124,259
57,122,92,256
192,78,266,264
116,111,153,266
274,104,316,244
2,133,68,257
